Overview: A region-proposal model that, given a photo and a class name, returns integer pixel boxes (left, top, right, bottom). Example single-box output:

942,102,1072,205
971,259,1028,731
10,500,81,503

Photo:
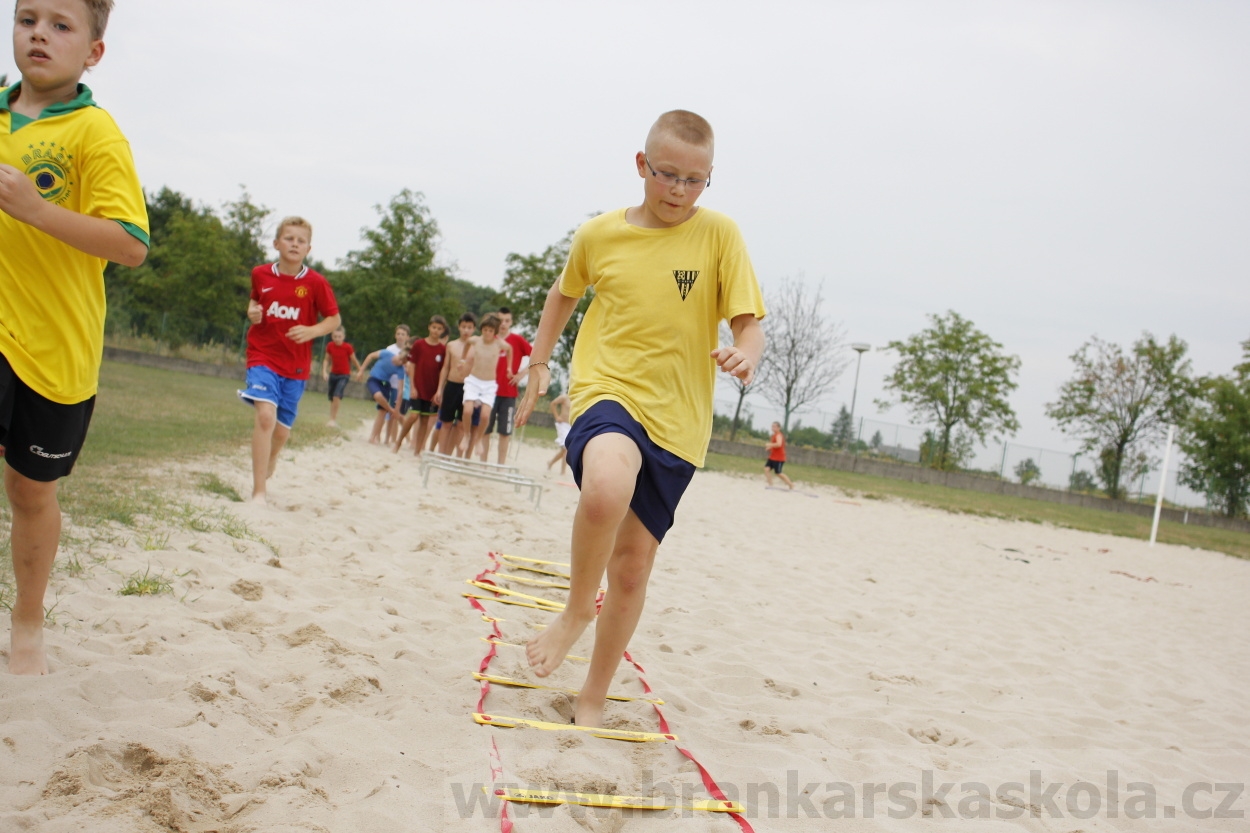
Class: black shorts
327,374,350,400
408,397,437,416
0,352,95,482
765,459,785,474
486,396,517,436
565,399,695,544
438,381,465,423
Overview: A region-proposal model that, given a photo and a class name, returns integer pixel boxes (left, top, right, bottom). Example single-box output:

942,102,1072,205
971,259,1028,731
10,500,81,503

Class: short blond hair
646,110,715,156
275,216,313,240
67,0,114,40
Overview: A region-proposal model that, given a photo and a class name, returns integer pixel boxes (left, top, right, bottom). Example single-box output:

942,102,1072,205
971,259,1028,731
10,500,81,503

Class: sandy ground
1,424,1248,832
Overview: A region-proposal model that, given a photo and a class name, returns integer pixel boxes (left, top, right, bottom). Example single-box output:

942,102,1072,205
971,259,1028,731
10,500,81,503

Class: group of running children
3,0,775,728
318,310,572,473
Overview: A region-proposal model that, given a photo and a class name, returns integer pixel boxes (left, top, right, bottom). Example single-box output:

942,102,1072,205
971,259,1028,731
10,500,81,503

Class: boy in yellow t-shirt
0,0,149,675
516,110,766,728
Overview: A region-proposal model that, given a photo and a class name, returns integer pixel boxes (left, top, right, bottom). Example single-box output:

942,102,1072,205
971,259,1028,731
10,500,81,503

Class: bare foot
573,695,605,730
526,611,591,678
250,491,268,507
9,620,49,675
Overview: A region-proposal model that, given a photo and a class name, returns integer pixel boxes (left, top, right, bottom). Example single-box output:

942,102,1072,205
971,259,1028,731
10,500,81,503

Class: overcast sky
10,1,1246,481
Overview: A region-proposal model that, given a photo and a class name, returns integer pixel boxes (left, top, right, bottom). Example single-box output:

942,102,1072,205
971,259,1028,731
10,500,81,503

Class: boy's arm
247,299,263,325
516,279,582,426
286,313,341,345
350,352,364,373
434,352,452,405
321,346,331,380
357,350,379,379
0,166,148,267
711,314,765,386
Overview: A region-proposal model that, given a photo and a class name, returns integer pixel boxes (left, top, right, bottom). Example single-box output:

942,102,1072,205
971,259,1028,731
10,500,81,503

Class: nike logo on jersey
261,287,275,293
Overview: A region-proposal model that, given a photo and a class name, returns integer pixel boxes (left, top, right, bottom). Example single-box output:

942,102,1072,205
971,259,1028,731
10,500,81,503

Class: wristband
529,361,550,371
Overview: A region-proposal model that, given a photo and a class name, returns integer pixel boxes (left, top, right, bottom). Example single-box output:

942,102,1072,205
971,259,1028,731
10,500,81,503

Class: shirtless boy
435,313,476,456
460,312,511,460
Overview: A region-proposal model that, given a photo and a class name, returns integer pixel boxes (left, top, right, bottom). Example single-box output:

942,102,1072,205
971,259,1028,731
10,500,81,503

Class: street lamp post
848,343,871,449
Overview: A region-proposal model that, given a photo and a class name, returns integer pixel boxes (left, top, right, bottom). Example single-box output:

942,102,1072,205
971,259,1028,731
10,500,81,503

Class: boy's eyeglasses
644,156,711,192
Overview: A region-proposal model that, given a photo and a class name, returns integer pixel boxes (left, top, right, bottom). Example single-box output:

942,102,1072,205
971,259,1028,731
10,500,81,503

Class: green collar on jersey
1,83,97,131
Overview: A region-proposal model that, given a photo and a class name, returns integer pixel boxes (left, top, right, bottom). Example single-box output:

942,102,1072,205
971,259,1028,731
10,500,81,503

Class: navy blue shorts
565,400,695,544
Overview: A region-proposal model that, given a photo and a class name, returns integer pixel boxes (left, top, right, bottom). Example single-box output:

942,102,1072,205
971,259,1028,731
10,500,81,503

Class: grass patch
117,566,174,597
703,451,1250,560
197,472,243,502
0,361,371,596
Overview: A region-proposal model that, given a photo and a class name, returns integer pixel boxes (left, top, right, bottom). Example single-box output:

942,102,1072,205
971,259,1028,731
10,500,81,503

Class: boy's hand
286,325,315,344
0,164,48,225
247,299,263,324
515,364,550,427
711,346,756,385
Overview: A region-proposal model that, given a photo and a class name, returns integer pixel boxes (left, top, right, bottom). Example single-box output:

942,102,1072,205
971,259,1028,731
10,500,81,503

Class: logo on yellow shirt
21,141,74,204
673,270,700,301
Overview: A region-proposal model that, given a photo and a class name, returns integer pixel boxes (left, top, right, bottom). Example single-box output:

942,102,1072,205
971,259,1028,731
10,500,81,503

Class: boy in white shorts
461,312,511,460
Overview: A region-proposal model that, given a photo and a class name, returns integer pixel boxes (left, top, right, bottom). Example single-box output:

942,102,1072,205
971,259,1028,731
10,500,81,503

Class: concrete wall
709,438,1250,535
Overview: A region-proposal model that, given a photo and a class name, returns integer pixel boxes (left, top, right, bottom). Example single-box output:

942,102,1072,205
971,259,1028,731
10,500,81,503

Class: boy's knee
578,474,634,525
254,404,278,429
4,470,59,513
608,541,656,593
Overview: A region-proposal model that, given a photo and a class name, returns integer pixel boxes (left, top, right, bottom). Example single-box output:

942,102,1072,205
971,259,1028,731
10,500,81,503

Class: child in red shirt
764,421,794,490
322,326,361,427
393,315,448,454
239,217,340,504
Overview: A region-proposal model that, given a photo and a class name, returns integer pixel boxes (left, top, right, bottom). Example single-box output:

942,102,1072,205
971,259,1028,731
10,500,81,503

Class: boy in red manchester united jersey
321,325,361,427
239,217,340,504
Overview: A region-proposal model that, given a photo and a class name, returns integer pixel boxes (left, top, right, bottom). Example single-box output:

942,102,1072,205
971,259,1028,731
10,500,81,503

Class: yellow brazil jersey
0,84,149,404
560,207,766,467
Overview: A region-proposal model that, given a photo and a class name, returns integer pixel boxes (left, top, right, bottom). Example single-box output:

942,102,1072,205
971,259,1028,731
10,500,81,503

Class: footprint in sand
908,726,967,747
230,579,264,601
764,678,802,698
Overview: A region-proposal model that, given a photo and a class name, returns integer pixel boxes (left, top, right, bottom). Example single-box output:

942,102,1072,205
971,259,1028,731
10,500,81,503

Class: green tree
878,311,1021,470
1013,457,1041,486
500,226,594,384
1045,333,1192,500
789,421,832,450
1069,470,1098,493
449,277,504,321
1179,341,1250,517
105,187,269,348
331,189,457,351
829,405,854,448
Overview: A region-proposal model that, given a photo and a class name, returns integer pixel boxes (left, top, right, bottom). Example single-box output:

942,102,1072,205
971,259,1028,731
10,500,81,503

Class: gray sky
12,1,1247,484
